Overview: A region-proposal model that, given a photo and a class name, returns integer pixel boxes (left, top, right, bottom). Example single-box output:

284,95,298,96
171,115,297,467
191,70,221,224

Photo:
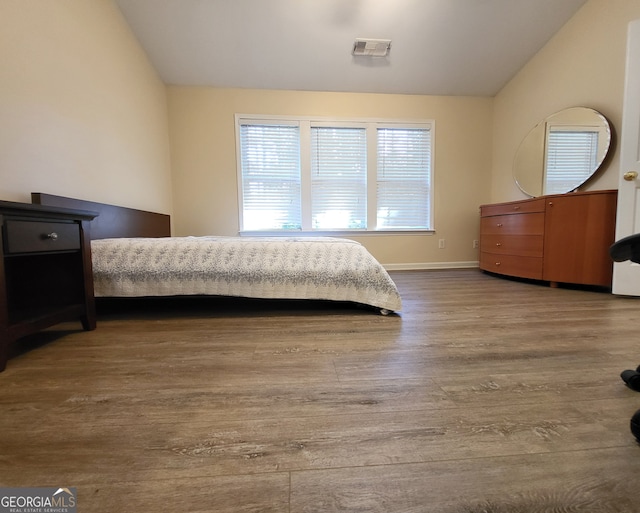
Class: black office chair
610,232,640,442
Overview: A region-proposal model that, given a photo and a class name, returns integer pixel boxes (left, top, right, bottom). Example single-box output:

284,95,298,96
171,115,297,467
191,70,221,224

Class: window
236,115,434,233
239,122,302,230
377,127,432,229
311,126,367,230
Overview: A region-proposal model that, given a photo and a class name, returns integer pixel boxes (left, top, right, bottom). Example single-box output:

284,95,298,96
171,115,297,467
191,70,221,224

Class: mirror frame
513,107,613,197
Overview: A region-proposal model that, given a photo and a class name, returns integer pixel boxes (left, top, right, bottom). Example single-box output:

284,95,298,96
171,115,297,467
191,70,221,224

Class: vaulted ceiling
114,0,588,96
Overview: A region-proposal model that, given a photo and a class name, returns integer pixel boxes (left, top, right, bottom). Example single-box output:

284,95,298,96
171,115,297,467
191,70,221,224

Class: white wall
0,0,173,214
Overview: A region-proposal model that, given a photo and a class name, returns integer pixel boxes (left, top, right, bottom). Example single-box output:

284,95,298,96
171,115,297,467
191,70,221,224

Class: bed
31,193,402,314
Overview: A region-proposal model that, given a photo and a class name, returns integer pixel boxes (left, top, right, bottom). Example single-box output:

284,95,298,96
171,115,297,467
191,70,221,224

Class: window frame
235,114,435,235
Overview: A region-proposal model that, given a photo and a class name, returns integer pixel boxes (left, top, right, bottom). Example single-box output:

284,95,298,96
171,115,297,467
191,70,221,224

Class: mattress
91,236,402,312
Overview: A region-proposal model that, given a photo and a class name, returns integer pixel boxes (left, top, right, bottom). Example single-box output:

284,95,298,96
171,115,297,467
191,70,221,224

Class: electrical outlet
438,239,445,249
473,240,479,249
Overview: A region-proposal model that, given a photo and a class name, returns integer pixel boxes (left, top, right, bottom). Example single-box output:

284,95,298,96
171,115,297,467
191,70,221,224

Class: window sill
239,229,435,237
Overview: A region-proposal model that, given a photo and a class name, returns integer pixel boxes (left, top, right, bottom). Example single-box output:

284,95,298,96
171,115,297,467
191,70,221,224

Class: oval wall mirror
513,107,612,197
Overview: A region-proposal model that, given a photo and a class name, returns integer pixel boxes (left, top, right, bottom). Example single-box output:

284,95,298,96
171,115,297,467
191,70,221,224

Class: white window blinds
239,123,301,230
310,127,367,229
236,116,434,233
376,127,431,229
545,129,598,195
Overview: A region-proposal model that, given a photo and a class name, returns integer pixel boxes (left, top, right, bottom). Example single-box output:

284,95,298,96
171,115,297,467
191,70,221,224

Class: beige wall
168,88,493,267
0,0,173,214
6,0,631,269
492,0,640,202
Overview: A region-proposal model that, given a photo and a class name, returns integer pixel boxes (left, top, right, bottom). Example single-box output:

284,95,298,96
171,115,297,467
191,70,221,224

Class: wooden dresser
479,190,617,287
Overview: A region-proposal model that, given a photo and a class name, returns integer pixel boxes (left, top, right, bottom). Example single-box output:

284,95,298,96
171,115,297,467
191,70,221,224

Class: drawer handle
495,262,501,266
513,206,520,210
44,232,58,241
495,242,502,247
496,223,503,227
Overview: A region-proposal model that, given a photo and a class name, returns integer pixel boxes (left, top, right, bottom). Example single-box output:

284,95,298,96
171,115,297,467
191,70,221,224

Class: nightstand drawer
4,220,80,254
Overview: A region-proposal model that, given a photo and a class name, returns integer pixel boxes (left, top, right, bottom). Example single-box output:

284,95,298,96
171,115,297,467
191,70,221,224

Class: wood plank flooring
2,269,640,512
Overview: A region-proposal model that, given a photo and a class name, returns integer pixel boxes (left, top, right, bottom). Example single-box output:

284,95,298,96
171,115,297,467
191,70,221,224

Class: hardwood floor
2,269,640,512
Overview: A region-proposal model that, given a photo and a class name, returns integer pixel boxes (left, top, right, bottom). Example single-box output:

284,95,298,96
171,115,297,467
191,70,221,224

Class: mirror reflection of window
512,107,612,198
544,126,599,195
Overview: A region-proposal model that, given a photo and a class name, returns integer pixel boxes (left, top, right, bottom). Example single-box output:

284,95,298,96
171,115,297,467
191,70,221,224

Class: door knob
624,171,638,181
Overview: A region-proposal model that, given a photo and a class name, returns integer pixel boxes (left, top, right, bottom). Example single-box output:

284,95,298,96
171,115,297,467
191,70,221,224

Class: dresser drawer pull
496,223,503,227
44,232,58,241
495,242,502,247
495,262,501,266
513,206,520,210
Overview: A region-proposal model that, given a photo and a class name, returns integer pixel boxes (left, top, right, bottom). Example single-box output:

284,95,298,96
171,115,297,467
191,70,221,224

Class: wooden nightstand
0,200,98,371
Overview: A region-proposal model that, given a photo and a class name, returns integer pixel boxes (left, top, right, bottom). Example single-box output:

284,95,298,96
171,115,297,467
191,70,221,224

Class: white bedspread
91,236,402,312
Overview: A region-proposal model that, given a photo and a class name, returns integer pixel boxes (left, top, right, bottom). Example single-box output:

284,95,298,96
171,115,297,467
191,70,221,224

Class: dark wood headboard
31,193,171,240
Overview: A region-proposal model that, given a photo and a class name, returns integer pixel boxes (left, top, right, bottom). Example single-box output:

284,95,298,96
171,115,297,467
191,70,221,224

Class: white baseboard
384,261,479,271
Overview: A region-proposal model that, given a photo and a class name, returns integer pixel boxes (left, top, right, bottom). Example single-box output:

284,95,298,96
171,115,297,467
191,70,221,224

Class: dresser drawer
4,220,80,254
480,198,546,217
480,234,543,257
480,252,543,280
480,212,545,235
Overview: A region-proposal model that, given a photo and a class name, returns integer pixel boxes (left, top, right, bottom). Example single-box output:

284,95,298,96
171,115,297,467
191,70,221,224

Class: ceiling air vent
352,38,391,57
